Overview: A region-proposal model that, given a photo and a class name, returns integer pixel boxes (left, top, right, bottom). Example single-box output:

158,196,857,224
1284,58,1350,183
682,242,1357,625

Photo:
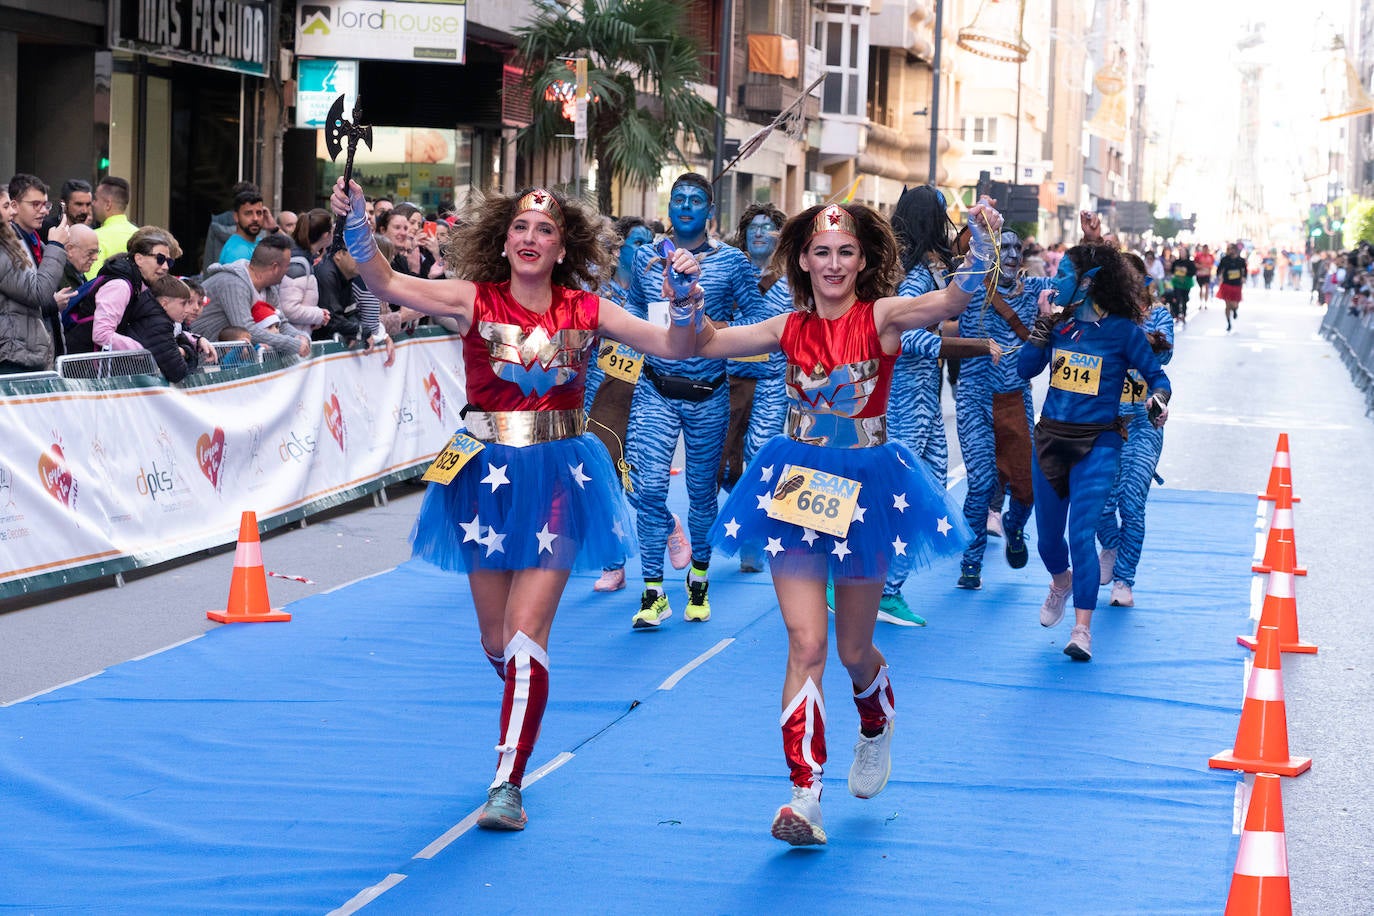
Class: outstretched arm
330,177,478,331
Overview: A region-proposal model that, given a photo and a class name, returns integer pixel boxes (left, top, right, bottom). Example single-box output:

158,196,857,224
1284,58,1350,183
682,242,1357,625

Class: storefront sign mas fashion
111,0,273,77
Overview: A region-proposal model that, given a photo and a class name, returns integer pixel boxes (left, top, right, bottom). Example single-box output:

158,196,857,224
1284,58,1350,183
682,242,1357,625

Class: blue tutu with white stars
411,432,637,572
707,434,970,581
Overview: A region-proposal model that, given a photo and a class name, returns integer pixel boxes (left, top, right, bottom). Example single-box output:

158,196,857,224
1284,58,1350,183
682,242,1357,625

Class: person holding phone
0,183,71,373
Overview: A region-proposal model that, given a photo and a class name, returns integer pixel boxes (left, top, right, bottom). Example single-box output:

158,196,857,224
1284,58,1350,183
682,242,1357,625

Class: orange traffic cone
1224,773,1292,916
1258,434,1299,502
1240,539,1317,654
1211,625,1310,776
1252,485,1306,576
207,511,291,623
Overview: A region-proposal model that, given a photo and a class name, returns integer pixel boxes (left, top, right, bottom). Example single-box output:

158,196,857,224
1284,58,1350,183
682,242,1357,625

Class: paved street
2,285,1371,910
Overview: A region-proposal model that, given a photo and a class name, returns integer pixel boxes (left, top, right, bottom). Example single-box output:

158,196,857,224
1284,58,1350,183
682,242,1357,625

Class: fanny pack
643,364,726,402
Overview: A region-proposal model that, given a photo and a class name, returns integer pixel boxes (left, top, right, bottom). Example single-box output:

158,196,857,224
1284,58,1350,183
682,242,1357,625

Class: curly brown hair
775,203,903,312
444,188,612,291
1064,243,1146,320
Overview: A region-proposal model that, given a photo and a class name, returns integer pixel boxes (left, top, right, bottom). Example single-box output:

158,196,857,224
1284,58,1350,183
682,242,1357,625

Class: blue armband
343,215,378,264
669,292,705,328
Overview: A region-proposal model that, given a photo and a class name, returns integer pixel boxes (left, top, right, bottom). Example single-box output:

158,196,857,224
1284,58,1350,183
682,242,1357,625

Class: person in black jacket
117,274,212,382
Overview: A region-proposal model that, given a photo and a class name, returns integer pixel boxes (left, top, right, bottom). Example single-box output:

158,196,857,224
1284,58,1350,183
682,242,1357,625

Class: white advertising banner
0,336,466,597
296,0,467,64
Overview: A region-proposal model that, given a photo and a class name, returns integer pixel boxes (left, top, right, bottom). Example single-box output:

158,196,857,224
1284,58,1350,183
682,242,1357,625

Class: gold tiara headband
515,188,565,228
808,204,858,242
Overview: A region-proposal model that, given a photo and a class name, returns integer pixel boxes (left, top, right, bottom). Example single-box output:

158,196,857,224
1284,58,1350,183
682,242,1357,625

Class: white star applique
759,464,775,483
612,519,626,539
482,464,510,492
568,463,591,488
536,523,558,555
764,537,784,557
756,493,771,511
723,517,741,538
460,514,484,543
801,528,820,546
483,529,507,556
892,492,909,512
892,536,908,556
936,516,953,536
852,505,867,524
831,539,852,561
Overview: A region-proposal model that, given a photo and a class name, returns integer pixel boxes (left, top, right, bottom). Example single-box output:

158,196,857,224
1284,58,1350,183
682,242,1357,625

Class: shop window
316,127,473,212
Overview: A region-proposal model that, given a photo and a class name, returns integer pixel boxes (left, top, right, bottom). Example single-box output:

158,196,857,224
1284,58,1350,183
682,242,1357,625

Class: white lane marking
658,638,735,691
327,873,407,916
129,634,204,662
412,751,576,861
1249,576,1264,621
1232,779,1248,836
946,463,966,490
322,566,398,595
1,670,104,707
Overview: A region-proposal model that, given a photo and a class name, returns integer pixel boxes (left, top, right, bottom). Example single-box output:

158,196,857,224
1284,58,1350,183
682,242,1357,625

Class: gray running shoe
848,722,894,799
1064,624,1093,661
477,781,527,830
1040,579,1072,627
771,785,827,846
1110,580,1134,607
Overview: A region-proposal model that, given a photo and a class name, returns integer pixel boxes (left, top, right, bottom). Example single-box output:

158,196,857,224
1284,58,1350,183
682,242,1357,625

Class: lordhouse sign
296,0,467,64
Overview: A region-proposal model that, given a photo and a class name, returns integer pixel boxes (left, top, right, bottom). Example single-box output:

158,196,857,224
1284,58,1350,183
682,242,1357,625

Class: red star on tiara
808,205,858,242
515,188,565,228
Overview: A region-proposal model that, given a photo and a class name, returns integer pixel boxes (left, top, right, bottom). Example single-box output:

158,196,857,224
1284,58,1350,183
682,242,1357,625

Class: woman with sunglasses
64,226,180,354
329,176,704,832
699,197,1001,846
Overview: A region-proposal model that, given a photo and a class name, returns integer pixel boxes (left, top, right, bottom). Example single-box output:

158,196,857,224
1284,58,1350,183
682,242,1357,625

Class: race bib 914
765,465,861,538
1050,349,1102,396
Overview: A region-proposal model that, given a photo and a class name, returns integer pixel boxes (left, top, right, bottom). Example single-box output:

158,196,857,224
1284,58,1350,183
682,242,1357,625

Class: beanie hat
250,300,279,329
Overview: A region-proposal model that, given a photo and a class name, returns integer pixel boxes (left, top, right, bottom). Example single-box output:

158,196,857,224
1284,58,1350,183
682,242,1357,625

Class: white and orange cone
1210,625,1310,777
1240,539,1317,654
1253,484,1306,576
1224,774,1292,916
1258,433,1299,502
207,511,291,623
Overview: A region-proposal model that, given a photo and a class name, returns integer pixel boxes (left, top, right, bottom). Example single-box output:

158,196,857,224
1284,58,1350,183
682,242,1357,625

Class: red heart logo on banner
324,394,346,451
197,427,226,488
38,444,75,507
423,372,443,419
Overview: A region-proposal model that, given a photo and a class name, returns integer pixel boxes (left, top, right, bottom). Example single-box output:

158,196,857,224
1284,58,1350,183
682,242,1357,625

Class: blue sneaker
825,581,835,612
956,562,982,590
477,781,527,830
1005,528,1029,569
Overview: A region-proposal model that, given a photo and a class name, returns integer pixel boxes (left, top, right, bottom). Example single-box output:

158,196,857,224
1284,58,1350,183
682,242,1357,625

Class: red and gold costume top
462,281,600,412
780,300,895,421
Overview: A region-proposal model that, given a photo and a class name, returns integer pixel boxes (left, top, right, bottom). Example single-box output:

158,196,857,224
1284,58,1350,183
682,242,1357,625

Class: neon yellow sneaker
632,588,672,629
684,577,711,622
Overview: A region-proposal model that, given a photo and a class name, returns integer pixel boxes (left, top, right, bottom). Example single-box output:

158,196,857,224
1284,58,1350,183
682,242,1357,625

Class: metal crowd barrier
1319,289,1374,416
55,349,159,380
207,340,261,368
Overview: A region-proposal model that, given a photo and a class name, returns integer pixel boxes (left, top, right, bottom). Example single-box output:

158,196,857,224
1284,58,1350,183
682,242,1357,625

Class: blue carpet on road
0,486,1253,914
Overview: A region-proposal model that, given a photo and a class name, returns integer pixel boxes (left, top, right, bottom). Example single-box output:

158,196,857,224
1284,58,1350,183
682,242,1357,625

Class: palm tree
516,0,718,215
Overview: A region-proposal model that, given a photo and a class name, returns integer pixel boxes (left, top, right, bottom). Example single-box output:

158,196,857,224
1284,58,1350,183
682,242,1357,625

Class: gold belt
464,409,586,447
785,407,887,449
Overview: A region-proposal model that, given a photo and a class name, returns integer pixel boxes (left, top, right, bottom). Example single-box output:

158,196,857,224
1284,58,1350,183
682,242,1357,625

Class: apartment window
964,116,999,156
867,47,892,127
746,0,773,33
814,3,867,117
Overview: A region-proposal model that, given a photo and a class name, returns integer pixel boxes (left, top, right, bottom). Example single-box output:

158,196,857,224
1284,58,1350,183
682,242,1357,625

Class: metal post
711,0,735,202
928,0,943,183
1013,57,1022,187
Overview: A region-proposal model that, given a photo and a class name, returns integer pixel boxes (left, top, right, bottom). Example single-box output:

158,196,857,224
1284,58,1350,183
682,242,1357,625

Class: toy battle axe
325,94,373,255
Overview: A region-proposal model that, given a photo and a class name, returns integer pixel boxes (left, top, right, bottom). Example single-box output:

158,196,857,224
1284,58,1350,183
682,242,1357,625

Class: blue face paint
617,225,653,278
1051,257,1080,307
746,214,779,262
668,183,713,243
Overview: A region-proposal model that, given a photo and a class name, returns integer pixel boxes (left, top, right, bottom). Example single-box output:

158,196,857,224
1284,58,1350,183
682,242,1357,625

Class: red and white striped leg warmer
852,664,895,736
780,677,827,796
491,631,549,789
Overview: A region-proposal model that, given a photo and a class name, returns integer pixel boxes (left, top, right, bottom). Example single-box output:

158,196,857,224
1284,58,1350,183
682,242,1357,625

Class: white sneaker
986,510,1004,538
1064,624,1093,661
1039,578,1072,628
1098,548,1116,586
771,785,827,846
1110,580,1134,607
593,568,626,592
848,722,894,799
